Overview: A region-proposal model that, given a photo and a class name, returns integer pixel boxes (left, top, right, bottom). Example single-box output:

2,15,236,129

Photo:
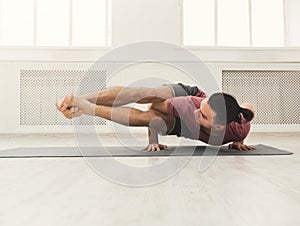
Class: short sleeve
167,96,200,118
223,121,251,144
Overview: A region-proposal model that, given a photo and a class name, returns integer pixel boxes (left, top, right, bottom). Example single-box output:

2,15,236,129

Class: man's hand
228,141,256,151
56,97,83,119
146,144,168,152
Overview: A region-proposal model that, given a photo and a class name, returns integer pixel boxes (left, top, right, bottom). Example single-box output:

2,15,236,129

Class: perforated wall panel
20,70,107,126
222,70,300,125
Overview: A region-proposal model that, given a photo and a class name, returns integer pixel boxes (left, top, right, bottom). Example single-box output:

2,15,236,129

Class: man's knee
124,87,155,102
142,86,173,100
137,86,173,103
153,86,173,99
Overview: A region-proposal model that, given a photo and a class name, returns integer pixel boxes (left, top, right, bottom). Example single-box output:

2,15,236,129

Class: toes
56,100,64,111
56,102,62,110
56,94,75,111
62,103,68,111
66,94,74,105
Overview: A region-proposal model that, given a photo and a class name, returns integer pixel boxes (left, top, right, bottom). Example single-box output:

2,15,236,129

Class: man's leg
69,86,172,106
69,97,174,129
57,85,174,112
78,86,173,106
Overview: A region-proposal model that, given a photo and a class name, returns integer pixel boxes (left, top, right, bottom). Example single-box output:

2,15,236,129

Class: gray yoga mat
0,144,293,158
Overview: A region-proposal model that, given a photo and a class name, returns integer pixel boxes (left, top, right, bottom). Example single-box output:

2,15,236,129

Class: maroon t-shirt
167,92,250,145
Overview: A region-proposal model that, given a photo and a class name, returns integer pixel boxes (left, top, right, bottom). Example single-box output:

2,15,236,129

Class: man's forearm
148,127,159,144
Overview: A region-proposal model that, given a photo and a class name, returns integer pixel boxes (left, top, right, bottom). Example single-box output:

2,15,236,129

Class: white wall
287,0,300,46
0,0,299,133
112,0,180,46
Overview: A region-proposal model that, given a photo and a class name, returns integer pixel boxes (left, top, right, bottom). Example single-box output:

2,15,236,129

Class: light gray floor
0,132,299,226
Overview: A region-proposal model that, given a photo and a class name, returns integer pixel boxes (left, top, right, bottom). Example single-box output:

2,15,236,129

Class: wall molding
1,48,300,63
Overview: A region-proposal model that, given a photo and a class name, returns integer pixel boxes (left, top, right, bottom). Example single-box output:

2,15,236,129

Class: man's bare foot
56,94,75,112
56,95,93,119
62,106,84,119
56,94,83,119
73,98,94,116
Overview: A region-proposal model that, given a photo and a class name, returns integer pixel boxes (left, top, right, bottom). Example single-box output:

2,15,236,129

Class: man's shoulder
225,121,251,141
190,96,206,108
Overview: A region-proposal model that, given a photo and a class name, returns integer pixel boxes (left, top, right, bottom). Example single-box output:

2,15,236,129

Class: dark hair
207,93,254,125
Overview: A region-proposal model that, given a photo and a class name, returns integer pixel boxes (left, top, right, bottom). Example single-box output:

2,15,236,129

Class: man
56,83,255,152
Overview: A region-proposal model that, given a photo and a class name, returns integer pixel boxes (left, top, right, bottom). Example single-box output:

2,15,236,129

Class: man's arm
147,127,167,152
145,100,170,152
228,103,256,151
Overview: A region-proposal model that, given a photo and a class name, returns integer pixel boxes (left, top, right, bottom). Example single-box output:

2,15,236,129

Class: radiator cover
222,70,300,125
20,69,107,126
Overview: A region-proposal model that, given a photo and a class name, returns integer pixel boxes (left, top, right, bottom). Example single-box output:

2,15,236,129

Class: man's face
194,97,216,128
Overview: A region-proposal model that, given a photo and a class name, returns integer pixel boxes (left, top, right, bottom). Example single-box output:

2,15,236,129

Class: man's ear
213,124,225,131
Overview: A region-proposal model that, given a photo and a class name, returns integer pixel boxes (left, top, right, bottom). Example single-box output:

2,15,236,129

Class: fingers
160,144,168,151
237,145,246,151
147,144,157,152
245,145,256,150
147,145,157,152
240,145,255,151
228,143,256,151
152,144,160,152
147,144,167,152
